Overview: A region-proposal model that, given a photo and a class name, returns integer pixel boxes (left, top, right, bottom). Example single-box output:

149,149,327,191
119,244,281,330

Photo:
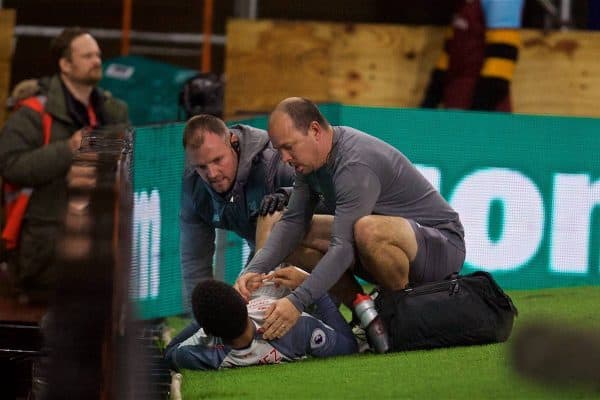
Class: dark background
3,0,593,87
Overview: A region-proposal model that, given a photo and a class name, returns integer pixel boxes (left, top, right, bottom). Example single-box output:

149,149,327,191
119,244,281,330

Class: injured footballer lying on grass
164,267,357,370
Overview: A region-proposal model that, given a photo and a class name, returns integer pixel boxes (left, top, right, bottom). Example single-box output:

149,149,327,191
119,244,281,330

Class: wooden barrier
328,23,443,108
0,9,15,125
513,30,600,117
225,19,600,118
225,20,335,115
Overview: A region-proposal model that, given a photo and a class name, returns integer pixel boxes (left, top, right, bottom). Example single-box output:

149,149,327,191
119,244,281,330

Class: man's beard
75,68,102,86
83,71,102,86
85,78,101,86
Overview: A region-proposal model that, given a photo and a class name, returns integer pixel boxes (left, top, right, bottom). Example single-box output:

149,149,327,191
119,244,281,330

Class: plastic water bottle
353,293,390,353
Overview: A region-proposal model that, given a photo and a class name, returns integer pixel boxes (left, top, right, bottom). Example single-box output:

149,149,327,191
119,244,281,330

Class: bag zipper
402,279,458,296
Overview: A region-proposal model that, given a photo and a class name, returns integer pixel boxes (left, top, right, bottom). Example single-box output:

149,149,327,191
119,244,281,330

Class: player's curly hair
191,279,248,342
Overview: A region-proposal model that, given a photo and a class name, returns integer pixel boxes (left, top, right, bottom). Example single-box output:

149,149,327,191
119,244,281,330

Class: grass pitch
166,286,600,399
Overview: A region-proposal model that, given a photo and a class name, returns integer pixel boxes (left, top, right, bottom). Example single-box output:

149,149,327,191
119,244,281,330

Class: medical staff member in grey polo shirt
235,97,465,341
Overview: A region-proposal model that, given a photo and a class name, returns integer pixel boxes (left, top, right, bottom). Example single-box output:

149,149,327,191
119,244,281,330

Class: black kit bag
374,271,518,352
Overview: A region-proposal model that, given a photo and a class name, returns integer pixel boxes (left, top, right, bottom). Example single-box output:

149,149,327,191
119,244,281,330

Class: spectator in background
165,267,357,370
0,27,128,304
420,0,525,112
180,114,296,312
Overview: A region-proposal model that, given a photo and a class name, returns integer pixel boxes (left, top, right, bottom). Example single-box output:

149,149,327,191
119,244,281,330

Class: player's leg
256,214,363,307
255,211,284,250
353,215,417,290
287,215,364,307
354,215,465,289
285,214,333,266
255,213,333,265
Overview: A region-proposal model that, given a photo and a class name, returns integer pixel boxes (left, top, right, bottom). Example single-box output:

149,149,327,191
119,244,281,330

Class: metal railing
535,0,572,29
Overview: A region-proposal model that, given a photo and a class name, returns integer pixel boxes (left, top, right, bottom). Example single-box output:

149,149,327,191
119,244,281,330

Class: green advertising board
131,105,600,319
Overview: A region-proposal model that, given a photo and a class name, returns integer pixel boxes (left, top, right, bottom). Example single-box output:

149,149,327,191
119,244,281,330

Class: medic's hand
259,191,289,216
233,272,264,301
262,298,301,340
268,266,309,290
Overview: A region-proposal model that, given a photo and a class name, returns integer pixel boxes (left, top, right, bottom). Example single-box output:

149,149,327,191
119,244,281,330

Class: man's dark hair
277,97,330,134
191,279,248,342
182,113,229,149
50,27,90,70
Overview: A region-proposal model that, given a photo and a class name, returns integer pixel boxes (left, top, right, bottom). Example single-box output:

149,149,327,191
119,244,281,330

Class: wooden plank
329,23,443,107
225,20,600,117
513,29,600,117
0,10,15,124
0,61,10,124
0,295,47,322
225,19,334,117
0,9,15,62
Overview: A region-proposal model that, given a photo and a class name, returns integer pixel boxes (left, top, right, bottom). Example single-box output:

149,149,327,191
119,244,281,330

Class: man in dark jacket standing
180,114,295,311
0,27,129,303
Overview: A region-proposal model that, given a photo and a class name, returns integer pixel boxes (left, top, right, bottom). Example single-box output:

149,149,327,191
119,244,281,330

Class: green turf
166,286,600,399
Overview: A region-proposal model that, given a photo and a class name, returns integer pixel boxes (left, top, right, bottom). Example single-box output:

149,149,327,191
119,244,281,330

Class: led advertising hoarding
131,106,599,318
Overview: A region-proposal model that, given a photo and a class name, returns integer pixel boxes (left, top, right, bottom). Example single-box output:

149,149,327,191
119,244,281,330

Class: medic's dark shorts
352,220,465,286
